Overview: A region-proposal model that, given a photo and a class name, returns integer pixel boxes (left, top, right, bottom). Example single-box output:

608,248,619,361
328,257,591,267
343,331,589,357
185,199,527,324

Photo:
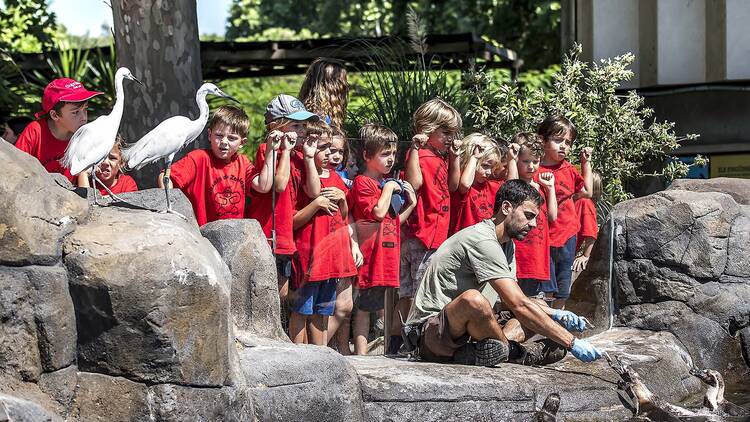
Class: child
394,98,461,353
159,105,271,226
448,133,503,235
351,123,416,355
2,116,33,145
15,78,102,180
510,132,558,299
77,135,138,196
298,57,349,129
328,126,354,188
573,171,602,274
289,124,357,346
538,116,593,309
245,94,320,305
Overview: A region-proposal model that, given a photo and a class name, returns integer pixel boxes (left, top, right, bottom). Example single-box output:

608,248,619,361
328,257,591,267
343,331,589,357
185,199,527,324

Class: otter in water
607,354,705,421
530,393,560,422
690,368,750,418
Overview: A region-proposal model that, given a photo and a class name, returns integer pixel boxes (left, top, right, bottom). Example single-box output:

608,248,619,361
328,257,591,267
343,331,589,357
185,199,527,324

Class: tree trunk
112,0,202,189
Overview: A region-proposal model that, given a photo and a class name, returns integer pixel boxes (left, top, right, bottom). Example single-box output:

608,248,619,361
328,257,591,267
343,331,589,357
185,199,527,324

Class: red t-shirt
406,148,450,249
15,119,74,181
245,144,296,255
170,149,255,227
449,180,502,235
539,160,584,247
575,198,598,251
293,171,357,286
351,175,400,289
98,174,138,196
513,183,551,280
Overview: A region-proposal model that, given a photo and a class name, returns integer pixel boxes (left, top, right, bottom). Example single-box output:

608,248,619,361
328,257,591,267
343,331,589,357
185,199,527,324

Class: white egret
61,67,142,204
123,83,238,215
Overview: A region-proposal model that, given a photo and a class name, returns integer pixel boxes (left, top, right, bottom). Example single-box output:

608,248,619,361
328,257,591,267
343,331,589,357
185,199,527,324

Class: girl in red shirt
573,171,602,275
448,133,503,235
77,136,138,197
509,133,558,300
538,116,593,309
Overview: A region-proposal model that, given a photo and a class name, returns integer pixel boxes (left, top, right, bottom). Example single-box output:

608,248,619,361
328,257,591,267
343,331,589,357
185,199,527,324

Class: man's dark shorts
418,309,469,363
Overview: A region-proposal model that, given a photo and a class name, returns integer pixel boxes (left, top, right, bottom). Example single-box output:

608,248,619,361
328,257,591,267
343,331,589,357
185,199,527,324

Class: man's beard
508,223,531,241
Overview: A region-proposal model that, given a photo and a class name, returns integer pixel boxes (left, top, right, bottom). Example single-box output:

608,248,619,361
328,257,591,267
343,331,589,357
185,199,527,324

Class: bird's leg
90,170,99,207
161,158,187,220
92,163,128,203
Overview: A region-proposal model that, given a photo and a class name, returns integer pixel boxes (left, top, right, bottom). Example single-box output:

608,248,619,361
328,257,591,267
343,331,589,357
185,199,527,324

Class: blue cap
265,94,320,124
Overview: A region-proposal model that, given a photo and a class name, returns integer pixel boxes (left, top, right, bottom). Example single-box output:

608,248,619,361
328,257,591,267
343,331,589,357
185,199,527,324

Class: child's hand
581,147,593,163
402,181,416,204
448,137,462,157
412,133,429,150
572,255,590,272
321,186,345,203
315,195,338,215
282,132,298,150
302,135,318,159
472,144,485,159
538,172,555,189
507,143,520,161
351,243,364,268
384,180,402,193
267,130,285,151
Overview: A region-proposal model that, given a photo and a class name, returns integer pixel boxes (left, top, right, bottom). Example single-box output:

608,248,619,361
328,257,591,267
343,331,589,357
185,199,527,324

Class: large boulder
0,266,76,382
63,206,232,386
0,141,88,266
236,335,364,421
350,328,701,422
569,180,750,381
669,177,750,205
0,393,62,422
201,219,285,339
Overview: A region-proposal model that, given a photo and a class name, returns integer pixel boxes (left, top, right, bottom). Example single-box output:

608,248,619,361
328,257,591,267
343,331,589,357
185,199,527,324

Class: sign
710,154,750,179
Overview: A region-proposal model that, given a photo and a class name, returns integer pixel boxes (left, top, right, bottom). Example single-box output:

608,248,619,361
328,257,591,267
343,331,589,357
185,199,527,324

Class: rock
63,205,232,386
0,266,76,382
76,187,199,231
0,393,62,422
350,328,700,422
0,141,88,266
740,326,750,368
73,372,150,422
37,366,77,419
236,335,364,421
201,219,285,339
669,177,750,205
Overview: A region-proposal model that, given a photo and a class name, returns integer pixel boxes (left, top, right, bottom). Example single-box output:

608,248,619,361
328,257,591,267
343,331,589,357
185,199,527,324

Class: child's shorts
291,279,338,316
354,286,387,312
517,278,548,297
548,235,577,299
399,237,435,298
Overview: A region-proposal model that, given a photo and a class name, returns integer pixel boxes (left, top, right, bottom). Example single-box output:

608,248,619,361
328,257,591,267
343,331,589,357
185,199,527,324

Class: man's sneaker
510,338,567,366
453,339,509,367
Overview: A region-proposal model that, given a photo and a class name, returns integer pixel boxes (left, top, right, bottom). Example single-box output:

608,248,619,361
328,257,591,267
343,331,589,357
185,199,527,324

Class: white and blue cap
264,94,320,124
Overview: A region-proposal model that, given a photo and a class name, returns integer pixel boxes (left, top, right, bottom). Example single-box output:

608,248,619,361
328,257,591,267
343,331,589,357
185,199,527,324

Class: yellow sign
710,154,750,179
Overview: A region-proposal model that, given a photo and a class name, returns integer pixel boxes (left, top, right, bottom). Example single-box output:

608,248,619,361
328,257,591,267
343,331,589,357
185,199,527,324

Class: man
404,179,603,366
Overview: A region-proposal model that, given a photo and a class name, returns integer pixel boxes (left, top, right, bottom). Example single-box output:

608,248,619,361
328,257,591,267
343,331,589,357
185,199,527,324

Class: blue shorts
517,278,546,297
546,235,577,299
291,279,338,316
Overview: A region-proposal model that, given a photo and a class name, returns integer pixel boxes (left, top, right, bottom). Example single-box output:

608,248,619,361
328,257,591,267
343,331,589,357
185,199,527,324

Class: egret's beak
224,94,240,104
130,75,144,87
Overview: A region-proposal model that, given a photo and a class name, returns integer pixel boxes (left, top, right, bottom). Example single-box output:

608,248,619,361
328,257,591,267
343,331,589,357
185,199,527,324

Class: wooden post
111,0,203,189
384,287,394,355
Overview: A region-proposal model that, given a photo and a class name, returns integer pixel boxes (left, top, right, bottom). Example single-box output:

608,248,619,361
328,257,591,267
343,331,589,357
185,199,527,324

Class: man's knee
455,290,494,319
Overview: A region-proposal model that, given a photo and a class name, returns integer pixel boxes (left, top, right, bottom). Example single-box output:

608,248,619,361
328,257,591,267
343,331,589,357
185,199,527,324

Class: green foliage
0,0,59,53
225,0,561,69
465,44,700,206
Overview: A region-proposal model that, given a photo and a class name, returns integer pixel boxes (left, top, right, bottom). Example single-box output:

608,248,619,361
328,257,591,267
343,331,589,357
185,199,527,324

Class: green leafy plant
465,44,701,207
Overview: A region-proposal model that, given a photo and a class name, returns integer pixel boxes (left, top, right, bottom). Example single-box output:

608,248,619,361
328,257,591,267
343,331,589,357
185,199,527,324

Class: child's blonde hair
299,58,349,128
459,133,502,170
591,171,602,201
360,123,397,159
208,105,249,138
412,98,462,135
512,132,544,158
306,119,333,138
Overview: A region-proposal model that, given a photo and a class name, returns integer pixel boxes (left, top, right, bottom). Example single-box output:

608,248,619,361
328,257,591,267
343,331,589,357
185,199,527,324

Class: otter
530,393,560,422
607,354,708,421
690,368,749,418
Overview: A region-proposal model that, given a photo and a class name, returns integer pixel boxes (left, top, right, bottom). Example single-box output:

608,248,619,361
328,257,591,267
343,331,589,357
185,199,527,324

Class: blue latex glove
570,338,603,362
552,309,587,332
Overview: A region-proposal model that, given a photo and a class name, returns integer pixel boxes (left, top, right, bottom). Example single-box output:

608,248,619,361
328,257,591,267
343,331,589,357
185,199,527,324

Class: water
726,382,750,409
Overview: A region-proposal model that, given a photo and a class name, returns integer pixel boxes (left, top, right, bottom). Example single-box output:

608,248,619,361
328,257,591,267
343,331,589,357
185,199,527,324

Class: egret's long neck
111,74,126,120
195,90,210,126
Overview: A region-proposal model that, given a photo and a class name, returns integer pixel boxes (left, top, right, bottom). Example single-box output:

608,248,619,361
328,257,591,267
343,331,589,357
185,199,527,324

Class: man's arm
489,278,575,349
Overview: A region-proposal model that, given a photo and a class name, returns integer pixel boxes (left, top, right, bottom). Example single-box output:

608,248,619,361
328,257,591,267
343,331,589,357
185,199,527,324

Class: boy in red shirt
394,99,461,353
538,116,593,309
289,125,358,346
573,171,601,275
509,133,558,299
448,133,503,236
16,78,102,181
245,94,320,306
351,123,416,355
77,135,138,196
159,105,273,226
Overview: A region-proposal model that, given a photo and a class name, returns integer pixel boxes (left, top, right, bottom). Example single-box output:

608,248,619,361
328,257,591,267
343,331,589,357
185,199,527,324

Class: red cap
36,78,103,119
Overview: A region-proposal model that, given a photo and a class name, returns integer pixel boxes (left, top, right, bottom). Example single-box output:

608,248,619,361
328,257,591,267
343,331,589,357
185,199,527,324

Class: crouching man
403,179,603,366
